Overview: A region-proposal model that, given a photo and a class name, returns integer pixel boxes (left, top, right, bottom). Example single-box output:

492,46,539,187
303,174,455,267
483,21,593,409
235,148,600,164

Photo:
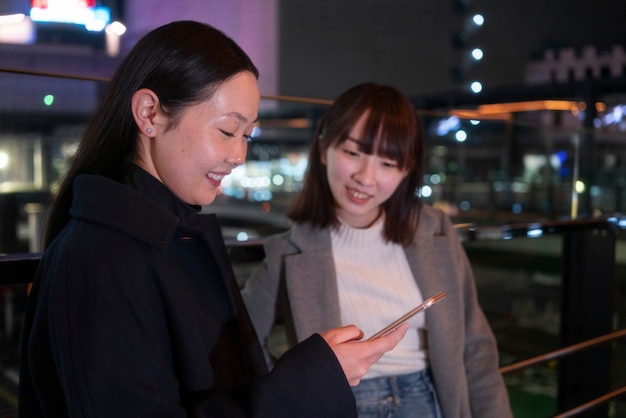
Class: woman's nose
352,158,376,186
227,139,248,167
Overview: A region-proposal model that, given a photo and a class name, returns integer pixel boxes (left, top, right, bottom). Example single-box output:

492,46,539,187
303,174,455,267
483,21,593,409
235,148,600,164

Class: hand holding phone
367,292,446,340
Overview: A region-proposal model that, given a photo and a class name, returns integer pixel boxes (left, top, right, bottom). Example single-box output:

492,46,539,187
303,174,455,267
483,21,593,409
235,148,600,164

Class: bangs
321,83,421,173
355,103,418,171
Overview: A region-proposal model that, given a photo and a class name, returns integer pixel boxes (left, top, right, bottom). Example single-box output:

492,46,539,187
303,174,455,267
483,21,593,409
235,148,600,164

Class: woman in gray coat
243,83,512,418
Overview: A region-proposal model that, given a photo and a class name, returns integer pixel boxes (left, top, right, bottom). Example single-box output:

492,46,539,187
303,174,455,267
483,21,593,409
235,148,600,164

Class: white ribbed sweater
331,217,428,379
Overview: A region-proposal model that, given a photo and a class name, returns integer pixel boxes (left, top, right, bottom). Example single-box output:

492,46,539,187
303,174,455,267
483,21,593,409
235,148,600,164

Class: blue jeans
352,369,442,418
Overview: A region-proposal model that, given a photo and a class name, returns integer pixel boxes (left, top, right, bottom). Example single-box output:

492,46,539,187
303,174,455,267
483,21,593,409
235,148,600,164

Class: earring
146,128,152,134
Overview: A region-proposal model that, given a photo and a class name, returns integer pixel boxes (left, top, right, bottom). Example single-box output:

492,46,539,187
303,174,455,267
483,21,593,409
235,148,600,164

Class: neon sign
30,0,110,31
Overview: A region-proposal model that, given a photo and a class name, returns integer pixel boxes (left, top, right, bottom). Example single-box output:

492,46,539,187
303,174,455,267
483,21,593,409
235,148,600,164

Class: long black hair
44,21,258,247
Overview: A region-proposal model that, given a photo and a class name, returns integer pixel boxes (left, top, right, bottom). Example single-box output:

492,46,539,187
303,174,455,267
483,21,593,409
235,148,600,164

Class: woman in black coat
18,21,407,417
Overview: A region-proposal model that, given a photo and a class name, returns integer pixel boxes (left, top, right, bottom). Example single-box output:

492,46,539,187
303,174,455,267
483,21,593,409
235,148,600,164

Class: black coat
19,166,356,417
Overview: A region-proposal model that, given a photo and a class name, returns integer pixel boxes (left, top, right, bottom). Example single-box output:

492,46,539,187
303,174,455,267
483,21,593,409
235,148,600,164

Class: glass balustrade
1,68,625,417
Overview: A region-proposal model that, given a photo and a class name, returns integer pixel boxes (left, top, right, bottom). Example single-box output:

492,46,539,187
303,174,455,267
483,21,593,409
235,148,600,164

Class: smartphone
367,292,446,340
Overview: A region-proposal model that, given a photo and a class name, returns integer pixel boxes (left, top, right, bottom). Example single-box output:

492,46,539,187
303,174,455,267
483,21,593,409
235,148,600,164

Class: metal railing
1,216,625,417
498,329,626,418
456,216,625,417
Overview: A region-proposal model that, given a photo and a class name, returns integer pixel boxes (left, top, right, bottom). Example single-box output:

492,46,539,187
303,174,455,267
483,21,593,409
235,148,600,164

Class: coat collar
288,222,332,251
69,165,208,250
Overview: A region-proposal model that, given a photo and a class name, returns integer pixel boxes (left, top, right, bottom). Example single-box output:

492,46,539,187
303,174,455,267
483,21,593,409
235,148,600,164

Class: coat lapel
284,225,342,340
195,213,268,377
404,223,461,347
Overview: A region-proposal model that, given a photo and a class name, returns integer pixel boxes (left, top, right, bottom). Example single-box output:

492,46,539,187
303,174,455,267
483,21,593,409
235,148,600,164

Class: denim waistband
351,369,442,418
353,368,433,393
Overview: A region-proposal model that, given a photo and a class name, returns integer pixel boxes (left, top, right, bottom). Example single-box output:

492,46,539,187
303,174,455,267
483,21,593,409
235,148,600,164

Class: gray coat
242,205,512,418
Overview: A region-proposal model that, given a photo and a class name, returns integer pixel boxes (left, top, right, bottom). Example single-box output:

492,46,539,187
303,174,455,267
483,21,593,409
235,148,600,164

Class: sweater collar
331,216,385,250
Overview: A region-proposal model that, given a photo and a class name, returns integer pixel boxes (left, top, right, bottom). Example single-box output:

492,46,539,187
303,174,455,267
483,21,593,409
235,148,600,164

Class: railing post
559,223,616,417
0,193,19,253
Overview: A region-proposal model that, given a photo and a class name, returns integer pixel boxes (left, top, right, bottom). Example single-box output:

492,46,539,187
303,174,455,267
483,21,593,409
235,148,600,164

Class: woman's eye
220,130,235,138
382,161,398,169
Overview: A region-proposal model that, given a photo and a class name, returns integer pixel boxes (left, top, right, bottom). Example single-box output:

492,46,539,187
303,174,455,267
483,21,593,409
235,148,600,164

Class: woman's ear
131,88,160,137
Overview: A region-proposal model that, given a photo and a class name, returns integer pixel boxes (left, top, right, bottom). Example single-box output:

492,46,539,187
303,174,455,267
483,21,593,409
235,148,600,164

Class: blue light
30,5,111,31
607,216,626,229
554,151,567,163
420,185,433,198
601,105,626,126
236,232,249,241
471,48,484,61
251,126,262,138
435,116,461,136
470,81,483,93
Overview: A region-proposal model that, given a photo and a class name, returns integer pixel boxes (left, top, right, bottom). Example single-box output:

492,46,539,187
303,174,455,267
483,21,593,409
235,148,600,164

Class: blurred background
0,1,625,417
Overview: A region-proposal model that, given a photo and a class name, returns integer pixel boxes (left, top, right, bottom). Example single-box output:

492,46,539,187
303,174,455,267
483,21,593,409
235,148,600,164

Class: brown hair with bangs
287,82,424,246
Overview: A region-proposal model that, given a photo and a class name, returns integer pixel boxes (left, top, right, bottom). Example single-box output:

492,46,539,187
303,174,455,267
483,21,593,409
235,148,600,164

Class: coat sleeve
210,334,357,418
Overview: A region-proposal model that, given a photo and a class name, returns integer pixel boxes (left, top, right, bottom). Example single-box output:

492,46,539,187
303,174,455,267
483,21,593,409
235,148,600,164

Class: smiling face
134,71,260,206
323,110,408,228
